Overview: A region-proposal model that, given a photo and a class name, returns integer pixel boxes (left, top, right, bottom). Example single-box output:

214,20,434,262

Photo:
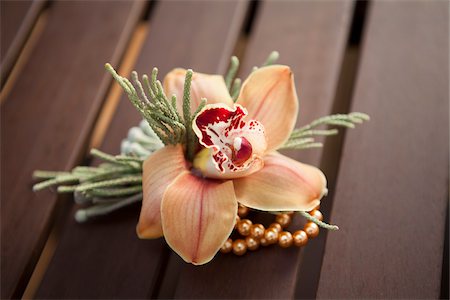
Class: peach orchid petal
161,172,237,265
163,68,233,114
137,145,187,239
237,65,299,151
233,152,327,212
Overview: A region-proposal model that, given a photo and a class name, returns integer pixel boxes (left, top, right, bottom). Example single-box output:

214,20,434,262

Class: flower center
192,103,267,178
231,137,252,166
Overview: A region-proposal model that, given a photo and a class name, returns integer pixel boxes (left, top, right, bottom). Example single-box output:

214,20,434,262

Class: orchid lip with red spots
192,103,267,177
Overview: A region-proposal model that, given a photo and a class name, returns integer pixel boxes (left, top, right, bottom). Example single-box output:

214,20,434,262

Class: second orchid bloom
137,65,327,265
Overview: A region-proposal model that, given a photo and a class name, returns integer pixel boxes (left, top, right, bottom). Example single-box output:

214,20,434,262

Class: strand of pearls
220,204,322,256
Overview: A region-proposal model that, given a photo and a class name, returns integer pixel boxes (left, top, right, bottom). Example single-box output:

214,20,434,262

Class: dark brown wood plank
0,0,45,86
317,1,449,298
172,1,354,298
0,1,145,298
35,1,249,298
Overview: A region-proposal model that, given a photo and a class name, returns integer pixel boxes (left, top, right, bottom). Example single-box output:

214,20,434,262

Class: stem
75,193,143,223
183,70,196,161
87,185,142,197
225,56,239,91
73,176,142,193
33,175,79,191
231,78,242,102
262,51,280,66
33,170,69,179
298,211,339,230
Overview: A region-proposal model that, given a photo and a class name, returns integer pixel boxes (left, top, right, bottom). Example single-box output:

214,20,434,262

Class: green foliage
230,78,241,101
224,51,280,102
281,112,370,150
269,210,339,231
261,50,280,66
106,64,203,162
182,69,198,161
105,64,186,145
224,56,239,91
33,149,143,222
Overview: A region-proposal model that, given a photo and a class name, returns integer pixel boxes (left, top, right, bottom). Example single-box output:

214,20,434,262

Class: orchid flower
137,65,327,265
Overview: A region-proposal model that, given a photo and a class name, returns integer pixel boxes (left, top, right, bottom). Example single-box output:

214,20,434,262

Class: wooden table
1,1,448,299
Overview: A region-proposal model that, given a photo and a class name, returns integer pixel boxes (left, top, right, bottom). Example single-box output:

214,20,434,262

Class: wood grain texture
172,1,354,298
0,0,45,86
0,1,145,298
35,1,249,298
317,1,449,298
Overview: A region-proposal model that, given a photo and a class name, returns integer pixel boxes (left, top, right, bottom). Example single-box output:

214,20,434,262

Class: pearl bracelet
220,204,322,256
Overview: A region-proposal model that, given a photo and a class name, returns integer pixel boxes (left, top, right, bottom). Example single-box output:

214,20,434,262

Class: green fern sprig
106,64,201,161
182,69,198,161
281,112,370,150
105,64,186,145
33,148,143,222
33,149,142,193
32,119,164,223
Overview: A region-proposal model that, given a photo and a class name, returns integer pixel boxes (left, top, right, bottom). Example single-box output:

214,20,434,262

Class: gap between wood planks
441,207,449,299
0,0,47,89
89,23,149,150
88,0,157,151
20,18,150,300
0,8,48,105
294,1,370,298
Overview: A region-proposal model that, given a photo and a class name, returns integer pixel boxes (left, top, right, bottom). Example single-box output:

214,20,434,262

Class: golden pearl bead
275,213,291,228
293,230,308,247
237,219,252,236
269,223,282,233
238,204,249,217
250,224,265,239
264,228,279,244
235,215,240,227
260,237,270,246
304,222,319,238
220,238,233,253
309,209,323,221
278,231,293,248
245,236,260,251
232,239,247,256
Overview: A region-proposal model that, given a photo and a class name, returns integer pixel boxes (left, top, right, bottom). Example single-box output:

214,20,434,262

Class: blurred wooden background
1,0,448,299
